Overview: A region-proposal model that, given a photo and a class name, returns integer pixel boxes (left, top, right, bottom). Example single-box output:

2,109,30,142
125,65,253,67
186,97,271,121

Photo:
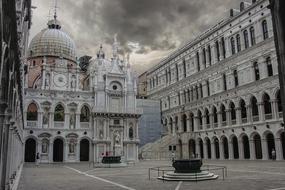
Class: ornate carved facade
143,0,285,161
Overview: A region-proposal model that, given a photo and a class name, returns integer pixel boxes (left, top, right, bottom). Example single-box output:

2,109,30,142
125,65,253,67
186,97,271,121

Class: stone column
186,114,190,132
209,113,214,129
271,99,278,120
228,142,234,159
238,139,244,159
224,37,230,58
249,140,256,160
49,141,53,163
195,142,200,158
226,109,231,126
211,43,218,65
38,111,43,128
219,141,224,160
200,50,205,70
203,142,208,159
194,116,199,131
65,113,70,129
202,115,206,130
236,107,242,125
217,111,222,128
274,137,282,160
205,48,210,67
211,142,216,159
261,138,268,160
49,112,54,128
258,102,265,121
177,114,182,133
172,121,176,135
219,40,224,61
246,105,252,124
64,142,68,162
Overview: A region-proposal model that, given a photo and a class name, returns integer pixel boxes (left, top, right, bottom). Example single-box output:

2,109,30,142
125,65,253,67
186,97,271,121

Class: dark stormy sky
30,0,244,75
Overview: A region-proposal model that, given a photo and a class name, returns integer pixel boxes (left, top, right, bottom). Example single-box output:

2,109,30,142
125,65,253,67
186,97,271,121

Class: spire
97,44,105,59
112,34,119,58
47,0,61,29
53,0,58,20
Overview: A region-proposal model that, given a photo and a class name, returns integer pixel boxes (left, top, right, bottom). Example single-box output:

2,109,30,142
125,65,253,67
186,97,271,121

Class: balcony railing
214,123,218,128
27,121,37,128
279,112,283,118
206,124,211,129
231,120,236,125
252,115,259,122
242,118,247,124
265,113,273,120
222,121,227,127
80,122,90,128
54,121,64,128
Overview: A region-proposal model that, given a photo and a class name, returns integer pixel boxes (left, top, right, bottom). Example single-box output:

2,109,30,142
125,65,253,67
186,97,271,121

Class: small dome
28,19,76,62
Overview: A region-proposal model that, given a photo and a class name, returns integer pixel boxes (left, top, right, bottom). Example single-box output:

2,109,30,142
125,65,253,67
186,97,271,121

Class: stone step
158,174,219,181
163,173,215,179
158,171,219,181
165,171,211,177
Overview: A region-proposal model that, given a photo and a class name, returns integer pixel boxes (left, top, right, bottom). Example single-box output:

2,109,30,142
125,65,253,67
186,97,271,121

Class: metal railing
26,121,37,128
222,121,227,127
265,113,273,120
54,121,64,128
252,115,259,122
148,164,227,182
80,122,90,128
242,118,247,124
231,120,236,125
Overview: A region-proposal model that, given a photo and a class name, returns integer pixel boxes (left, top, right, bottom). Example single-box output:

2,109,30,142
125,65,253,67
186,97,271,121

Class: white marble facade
24,18,140,163
145,0,285,160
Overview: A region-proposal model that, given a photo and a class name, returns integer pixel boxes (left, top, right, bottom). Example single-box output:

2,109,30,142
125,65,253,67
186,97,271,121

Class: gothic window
243,30,249,49
208,45,212,66
213,107,218,124
197,110,202,130
54,104,64,121
80,105,90,122
250,26,256,45
203,48,206,68
223,73,227,91
221,104,226,122
221,37,226,58
206,80,210,96
233,70,239,87
262,20,269,40
263,93,272,115
215,41,220,61
27,103,38,121
129,126,134,139
196,52,200,71
183,59,186,78
205,109,210,125
236,34,241,52
231,37,236,55
266,57,273,77
277,90,283,112
253,62,260,80
195,85,199,100
230,102,236,121
199,83,203,98
240,99,247,120
251,96,259,117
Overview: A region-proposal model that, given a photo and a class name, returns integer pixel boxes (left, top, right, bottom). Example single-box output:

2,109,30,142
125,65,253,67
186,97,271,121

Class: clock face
54,74,67,87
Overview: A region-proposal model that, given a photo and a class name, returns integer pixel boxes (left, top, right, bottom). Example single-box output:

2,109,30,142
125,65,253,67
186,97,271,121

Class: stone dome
28,19,76,62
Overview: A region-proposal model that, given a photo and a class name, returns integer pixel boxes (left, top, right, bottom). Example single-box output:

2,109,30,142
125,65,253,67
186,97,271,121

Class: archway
253,134,262,159
188,139,196,158
198,139,204,159
242,135,250,159
53,139,64,162
222,137,229,159
281,132,285,159
266,133,275,159
80,139,90,161
25,138,36,162
232,136,239,159
206,138,211,159
214,138,220,159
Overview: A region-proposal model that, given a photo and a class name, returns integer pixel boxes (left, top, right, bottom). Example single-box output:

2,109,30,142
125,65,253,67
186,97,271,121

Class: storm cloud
31,0,244,74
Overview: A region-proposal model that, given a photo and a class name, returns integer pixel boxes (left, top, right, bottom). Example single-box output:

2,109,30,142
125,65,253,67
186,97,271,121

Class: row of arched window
27,104,91,122
165,90,282,133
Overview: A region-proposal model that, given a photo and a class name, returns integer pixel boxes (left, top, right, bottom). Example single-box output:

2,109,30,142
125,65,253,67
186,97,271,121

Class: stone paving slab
18,160,285,190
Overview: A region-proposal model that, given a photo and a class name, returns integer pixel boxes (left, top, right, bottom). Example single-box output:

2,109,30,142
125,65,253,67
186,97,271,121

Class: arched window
197,110,203,130
250,26,256,45
80,105,90,122
231,37,236,55
230,102,236,121
54,104,65,121
221,104,226,123
263,93,272,115
206,80,210,96
243,30,249,49
27,103,38,121
253,62,260,80
223,73,227,91
215,41,220,61
251,97,259,117
213,107,218,124
266,57,273,77
195,85,199,100
236,34,241,52
203,48,206,68
234,70,239,87
205,109,210,127
196,52,200,71
277,90,283,112
129,126,134,139
262,20,269,40
208,45,212,66
199,83,203,98
221,37,226,58
240,99,247,122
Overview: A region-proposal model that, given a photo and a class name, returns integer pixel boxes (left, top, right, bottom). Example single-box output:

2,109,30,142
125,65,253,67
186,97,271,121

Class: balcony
231,120,236,125
80,122,90,129
26,121,37,128
213,123,218,128
54,121,64,128
252,115,259,122
265,113,273,120
242,118,247,124
206,124,211,129
221,121,227,127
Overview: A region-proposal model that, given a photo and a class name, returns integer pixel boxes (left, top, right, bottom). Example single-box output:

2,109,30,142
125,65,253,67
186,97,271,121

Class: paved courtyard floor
18,160,285,190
